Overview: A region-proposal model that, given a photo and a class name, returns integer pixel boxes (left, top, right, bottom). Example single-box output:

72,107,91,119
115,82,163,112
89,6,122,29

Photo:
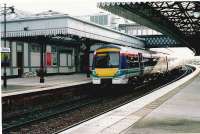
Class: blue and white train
91,44,185,84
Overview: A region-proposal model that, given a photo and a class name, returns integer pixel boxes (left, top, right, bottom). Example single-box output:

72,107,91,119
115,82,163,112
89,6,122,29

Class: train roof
95,44,171,57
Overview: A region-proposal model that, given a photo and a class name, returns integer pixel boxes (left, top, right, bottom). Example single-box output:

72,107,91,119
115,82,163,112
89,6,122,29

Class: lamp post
2,4,14,88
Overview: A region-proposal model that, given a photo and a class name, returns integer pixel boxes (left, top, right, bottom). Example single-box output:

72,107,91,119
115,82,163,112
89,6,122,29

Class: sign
45,52,52,66
1,47,10,53
1,47,11,67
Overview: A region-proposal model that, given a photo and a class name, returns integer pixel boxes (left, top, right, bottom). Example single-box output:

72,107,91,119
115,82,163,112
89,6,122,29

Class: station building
77,12,133,30
1,10,91,77
1,39,78,77
118,23,161,36
1,10,180,78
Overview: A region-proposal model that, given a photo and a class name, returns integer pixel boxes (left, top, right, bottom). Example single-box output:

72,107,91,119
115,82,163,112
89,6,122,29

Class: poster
46,52,52,66
1,47,11,67
1,53,11,67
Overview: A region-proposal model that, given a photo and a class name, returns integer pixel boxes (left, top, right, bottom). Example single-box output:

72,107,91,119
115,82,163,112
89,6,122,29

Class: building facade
77,12,132,30
1,10,145,77
1,40,78,77
77,13,162,36
118,24,161,36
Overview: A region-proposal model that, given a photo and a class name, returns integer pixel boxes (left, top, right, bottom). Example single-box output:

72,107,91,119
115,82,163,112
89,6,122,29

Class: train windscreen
94,52,119,68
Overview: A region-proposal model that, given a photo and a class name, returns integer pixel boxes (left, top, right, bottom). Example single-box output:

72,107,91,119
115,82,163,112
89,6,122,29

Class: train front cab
92,47,142,84
91,47,129,84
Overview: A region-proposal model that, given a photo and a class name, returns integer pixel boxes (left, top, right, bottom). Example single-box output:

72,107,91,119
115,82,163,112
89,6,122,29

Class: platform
123,70,200,134
59,65,200,134
1,74,91,97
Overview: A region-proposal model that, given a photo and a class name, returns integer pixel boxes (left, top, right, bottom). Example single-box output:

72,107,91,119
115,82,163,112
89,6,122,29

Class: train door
138,53,144,75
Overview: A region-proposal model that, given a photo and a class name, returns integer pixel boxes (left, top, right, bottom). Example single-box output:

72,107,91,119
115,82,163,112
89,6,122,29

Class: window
95,16,98,23
94,52,119,68
133,29,137,35
148,29,152,35
138,30,142,35
60,53,67,66
52,53,57,66
59,49,73,66
52,47,57,66
17,43,23,52
127,55,139,68
90,16,95,22
148,57,159,66
31,44,40,52
99,15,103,25
103,15,108,25
67,53,72,66
143,57,151,67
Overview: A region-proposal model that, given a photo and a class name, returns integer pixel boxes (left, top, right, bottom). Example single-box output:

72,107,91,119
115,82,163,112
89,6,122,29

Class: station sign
45,52,52,66
1,47,10,53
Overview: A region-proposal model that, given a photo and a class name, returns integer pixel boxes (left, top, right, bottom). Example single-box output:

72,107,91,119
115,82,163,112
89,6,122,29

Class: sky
1,0,105,16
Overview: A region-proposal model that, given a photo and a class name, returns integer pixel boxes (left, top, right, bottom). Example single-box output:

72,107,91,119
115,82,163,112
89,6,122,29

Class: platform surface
1,74,91,97
60,66,200,134
123,73,200,134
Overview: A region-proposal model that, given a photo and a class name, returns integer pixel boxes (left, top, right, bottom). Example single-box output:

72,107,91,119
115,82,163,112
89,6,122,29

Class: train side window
149,57,159,66
143,57,150,67
127,55,139,68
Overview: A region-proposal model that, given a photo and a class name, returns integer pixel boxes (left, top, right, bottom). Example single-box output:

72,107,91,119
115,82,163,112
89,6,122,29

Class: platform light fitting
193,12,200,18
8,6,15,13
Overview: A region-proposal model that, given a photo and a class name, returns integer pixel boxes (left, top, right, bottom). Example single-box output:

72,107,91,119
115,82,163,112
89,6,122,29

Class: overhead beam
99,2,188,46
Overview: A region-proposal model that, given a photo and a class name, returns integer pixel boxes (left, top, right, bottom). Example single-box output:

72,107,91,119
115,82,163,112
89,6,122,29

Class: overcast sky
1,0,105,16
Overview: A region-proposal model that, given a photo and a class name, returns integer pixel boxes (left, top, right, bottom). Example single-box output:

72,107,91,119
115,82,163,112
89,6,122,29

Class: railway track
3,65,194,134
56,65,194,133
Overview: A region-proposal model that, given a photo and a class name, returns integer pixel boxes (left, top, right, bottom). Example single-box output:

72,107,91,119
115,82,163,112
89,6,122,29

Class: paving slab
1,74,91,97
123,73,200,134
59,65,200,134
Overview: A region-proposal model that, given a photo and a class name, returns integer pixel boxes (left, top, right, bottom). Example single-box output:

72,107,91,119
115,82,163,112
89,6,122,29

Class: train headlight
115,70,125,77
92,70,97,77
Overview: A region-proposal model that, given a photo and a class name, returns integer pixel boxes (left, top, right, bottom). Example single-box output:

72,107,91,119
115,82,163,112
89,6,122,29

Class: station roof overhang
1,14,145,49
98,1,200,54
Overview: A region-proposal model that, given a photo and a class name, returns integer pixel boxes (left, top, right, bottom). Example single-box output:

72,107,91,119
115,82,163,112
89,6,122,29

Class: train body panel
95,68,118,77
91,44,184,84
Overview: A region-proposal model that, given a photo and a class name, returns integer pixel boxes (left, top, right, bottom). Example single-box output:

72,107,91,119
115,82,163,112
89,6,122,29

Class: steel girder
138,35,180,48
98,1,200,54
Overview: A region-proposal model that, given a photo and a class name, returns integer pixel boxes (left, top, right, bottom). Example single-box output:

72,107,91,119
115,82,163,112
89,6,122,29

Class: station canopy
1,9,145,49
98,1,200,54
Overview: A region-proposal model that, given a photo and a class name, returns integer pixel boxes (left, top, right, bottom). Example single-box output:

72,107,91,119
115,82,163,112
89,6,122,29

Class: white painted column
72,48,75,66
12,41,17,75
24,42,29,73
7,41,11,75
12,42,17,67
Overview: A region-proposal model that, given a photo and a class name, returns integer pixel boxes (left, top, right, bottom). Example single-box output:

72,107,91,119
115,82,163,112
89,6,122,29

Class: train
91,44,185,84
